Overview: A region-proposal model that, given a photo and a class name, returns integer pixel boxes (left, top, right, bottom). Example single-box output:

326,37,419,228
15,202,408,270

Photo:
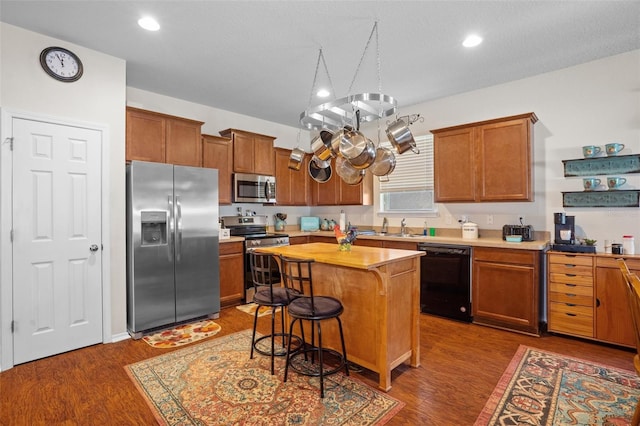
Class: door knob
89,244,99,252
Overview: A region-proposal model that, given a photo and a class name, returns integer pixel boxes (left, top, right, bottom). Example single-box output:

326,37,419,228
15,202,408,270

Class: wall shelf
563,154,640,177
562,190,640,208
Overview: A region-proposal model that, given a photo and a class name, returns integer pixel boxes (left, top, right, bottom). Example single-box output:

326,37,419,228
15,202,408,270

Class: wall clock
39,46,83,82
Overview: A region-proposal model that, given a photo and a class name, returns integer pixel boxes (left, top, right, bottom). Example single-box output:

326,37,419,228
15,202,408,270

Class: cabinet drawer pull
563,264,577,268
565,303,576,307
564,273,577,277
564,283,577,287
565,313,577,317
564,294,576,297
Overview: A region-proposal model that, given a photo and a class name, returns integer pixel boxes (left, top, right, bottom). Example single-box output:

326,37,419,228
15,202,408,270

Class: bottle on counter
339,210,346,232
423,221,428,236
623,235,635,255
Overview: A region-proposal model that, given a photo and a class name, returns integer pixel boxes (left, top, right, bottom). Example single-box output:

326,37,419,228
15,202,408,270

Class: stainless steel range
221,215,289,301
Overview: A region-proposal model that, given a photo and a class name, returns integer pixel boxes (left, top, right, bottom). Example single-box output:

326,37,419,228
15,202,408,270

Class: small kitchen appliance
551,212,595,253
502,224,534,241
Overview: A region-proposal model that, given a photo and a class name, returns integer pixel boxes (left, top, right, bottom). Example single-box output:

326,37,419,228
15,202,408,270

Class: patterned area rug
126,330,404,425
142,320,221,348
236,302,280,317
475,345,640,425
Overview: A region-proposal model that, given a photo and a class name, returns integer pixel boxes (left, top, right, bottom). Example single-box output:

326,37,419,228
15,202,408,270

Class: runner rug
126,330,404,425
142,320,221,348
474,345,640,425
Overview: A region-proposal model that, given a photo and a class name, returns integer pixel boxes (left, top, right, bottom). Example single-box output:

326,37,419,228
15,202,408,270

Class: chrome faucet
400,218,407,235
381,217,388,234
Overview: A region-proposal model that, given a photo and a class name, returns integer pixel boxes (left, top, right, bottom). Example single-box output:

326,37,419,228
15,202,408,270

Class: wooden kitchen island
257,242,424,391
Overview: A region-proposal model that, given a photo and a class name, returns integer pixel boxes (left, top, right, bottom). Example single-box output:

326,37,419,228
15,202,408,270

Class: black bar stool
248,251,301,375
279,255,349,398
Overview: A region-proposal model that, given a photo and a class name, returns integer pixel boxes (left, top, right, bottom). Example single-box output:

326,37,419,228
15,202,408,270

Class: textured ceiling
1,1,639,128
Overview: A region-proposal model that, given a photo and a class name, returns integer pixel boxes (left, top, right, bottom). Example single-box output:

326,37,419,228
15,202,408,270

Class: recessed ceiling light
316,88,330,98
462,34,483,48
138,16,160,31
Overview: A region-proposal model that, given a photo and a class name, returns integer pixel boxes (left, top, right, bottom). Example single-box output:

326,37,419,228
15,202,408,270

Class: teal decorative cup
605,143,625,156
582,145,601,158
582,178,601,191
607,176,627,190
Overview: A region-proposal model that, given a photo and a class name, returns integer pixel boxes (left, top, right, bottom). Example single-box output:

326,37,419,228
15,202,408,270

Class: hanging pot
386,118,419,154
308,157,332,183
329,125,352,157
336,156,365,185
338,111,376,168
287,147,306,171
310,130,334,162
370,147,396,176
346,138,376,169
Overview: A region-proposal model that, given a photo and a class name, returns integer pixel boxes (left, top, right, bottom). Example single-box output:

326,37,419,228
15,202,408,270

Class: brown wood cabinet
126,107,204,167
219,241,244,307
202,134,233,205
548,253,594,338
219,128,276,175
547,252,640,348
431,113,537,202
310,157,373,206
274,148,310,206
288,236,309,245
472,247,541,335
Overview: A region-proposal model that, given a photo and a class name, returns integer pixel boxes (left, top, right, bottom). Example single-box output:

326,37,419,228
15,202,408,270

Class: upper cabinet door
433,127,476,202
166,118,203,167
231,131,255,173
126,108,166,163
476,118,532,202
202,134,233,205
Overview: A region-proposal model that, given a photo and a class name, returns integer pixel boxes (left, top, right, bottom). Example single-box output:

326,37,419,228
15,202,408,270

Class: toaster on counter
502,224,534,241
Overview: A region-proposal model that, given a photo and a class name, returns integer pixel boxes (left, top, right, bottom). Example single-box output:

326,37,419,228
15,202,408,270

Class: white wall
0,23,128,348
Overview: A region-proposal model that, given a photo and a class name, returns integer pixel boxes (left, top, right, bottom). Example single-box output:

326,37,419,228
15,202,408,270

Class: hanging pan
308,156,332,183
386,118,419,154
370,147,396,176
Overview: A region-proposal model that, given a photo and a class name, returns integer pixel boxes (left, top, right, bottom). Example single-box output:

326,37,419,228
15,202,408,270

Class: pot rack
299,22,397,131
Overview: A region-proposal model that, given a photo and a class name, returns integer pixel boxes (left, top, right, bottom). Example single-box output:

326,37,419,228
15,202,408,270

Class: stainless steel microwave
233,173,276,203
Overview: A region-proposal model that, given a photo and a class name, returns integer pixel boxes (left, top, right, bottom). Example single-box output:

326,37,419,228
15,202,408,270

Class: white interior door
11,117,103,364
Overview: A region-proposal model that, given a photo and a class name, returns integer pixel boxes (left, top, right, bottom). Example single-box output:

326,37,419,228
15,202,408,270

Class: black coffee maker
554,212,575,245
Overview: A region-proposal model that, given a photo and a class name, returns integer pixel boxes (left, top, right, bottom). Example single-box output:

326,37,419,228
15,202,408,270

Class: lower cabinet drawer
549,272,593,286
549,302,593,337
549,291,592,307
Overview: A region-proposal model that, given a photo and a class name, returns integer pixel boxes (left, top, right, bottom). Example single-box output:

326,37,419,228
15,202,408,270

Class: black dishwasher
418,243,472,322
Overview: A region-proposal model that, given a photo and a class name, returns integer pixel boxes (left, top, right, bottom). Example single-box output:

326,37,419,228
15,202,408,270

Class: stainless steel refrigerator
126,161,220,338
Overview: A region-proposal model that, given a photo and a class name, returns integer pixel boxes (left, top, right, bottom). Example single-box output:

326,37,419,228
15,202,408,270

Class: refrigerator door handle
176,195,183,261
168,195,174,262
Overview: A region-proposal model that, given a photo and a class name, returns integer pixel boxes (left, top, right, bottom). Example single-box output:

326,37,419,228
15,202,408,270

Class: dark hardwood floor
0,307,635,425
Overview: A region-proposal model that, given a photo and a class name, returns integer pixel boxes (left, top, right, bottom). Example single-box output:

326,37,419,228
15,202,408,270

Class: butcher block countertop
255,242,424,270
286,230,550,251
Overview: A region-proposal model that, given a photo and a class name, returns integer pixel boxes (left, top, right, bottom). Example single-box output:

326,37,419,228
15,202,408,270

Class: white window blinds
379,134,433,192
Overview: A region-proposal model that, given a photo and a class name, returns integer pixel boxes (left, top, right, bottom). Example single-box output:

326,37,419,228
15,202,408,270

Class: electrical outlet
445,215,452,225
487,215,494,225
